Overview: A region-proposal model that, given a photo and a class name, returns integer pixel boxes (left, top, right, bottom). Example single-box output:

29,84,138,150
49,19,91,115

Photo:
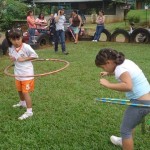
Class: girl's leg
18,80,34,120
13,92,26,108
121,104,150,150
22,92,32,108
122,137,134,150
96,26,104,41
93,26,98,40
93,26,100,40
18,91,26,106
122,129,135,150
18,91,25,100
18,92,33,120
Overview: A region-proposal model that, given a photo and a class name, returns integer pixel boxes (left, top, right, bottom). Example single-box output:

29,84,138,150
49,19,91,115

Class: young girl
92,10,105,42
6,28,38,120
95,48,150,150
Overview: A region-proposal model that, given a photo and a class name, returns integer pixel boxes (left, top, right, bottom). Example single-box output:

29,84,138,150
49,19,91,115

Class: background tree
0,0,28,31
115,0,150,5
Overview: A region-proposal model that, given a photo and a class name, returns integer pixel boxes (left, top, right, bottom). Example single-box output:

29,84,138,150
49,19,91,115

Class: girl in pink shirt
35,13,47,30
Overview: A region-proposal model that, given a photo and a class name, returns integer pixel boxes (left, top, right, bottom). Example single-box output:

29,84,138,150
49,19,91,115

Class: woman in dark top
70,10,82,44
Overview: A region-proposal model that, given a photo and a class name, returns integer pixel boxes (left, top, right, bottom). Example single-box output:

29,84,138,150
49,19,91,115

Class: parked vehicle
23,29,53,46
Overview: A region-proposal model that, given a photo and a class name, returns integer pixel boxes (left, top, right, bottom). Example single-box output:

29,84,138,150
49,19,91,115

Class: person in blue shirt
95,48,150,150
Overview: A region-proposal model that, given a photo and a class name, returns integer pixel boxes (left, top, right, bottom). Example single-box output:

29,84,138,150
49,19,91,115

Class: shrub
128,15,140,23
0,0,28,31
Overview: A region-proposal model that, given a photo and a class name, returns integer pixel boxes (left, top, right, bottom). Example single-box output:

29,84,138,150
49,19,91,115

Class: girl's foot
13,102,26,108
18,112,33,120
110,135,122,146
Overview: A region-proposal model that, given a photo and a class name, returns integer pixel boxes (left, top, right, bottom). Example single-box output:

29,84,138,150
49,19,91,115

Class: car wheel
36,33,50,46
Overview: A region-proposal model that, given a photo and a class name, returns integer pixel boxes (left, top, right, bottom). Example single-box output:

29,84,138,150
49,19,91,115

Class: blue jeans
93,25,104,41
28,28,35,44
54,30,66,52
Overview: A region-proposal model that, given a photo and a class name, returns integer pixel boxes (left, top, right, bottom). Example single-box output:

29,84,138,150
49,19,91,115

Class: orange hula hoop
4,58,70,78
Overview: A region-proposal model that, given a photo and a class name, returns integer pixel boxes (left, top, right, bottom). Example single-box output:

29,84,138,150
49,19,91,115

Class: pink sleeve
35,18,39,23
27,16,36,28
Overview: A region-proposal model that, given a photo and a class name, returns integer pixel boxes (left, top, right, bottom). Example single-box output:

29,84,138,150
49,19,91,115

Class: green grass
0,42,150,150
127,9,150,23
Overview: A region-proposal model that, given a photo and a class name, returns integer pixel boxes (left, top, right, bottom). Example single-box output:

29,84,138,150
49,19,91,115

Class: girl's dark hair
6,28,23,47
27,10,33,17
95,48,125,66
73,9,78,14
99,10,104,15
38,13,44,19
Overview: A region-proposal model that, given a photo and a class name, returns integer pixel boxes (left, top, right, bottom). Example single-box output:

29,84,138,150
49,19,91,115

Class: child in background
95,48,150,150
129,22,135,34
6,28,38,120
92,10,105,42
35,13,47,32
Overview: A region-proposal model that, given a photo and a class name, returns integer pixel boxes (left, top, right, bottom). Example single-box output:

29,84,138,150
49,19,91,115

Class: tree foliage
0,0,28,31
114,0,150,5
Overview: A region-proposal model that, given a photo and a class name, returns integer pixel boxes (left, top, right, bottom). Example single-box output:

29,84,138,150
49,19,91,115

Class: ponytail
95,48,125,66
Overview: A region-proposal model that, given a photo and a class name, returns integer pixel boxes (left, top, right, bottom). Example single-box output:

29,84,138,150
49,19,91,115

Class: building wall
34,0,125,23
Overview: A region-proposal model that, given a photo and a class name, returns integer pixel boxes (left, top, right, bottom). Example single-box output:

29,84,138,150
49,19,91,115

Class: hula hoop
4,58,70,77
96,98,150,108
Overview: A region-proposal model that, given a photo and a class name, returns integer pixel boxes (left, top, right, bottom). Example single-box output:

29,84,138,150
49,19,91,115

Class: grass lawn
0,41,150,150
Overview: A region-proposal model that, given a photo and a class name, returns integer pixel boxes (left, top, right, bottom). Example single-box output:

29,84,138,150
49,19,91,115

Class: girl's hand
100,72,108,77
100,78,110,88
9,56,16,62
17,57,26,62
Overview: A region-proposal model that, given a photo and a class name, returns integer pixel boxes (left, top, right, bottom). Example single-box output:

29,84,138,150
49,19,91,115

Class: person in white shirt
6,28,38,120
95,48,150,150
54,8,69,55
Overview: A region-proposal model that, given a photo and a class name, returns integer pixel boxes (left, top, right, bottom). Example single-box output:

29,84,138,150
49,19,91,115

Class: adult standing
70,10,82,44
27,10,36,44
54,8,69,55
92,10,105,42
47,13,56,44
